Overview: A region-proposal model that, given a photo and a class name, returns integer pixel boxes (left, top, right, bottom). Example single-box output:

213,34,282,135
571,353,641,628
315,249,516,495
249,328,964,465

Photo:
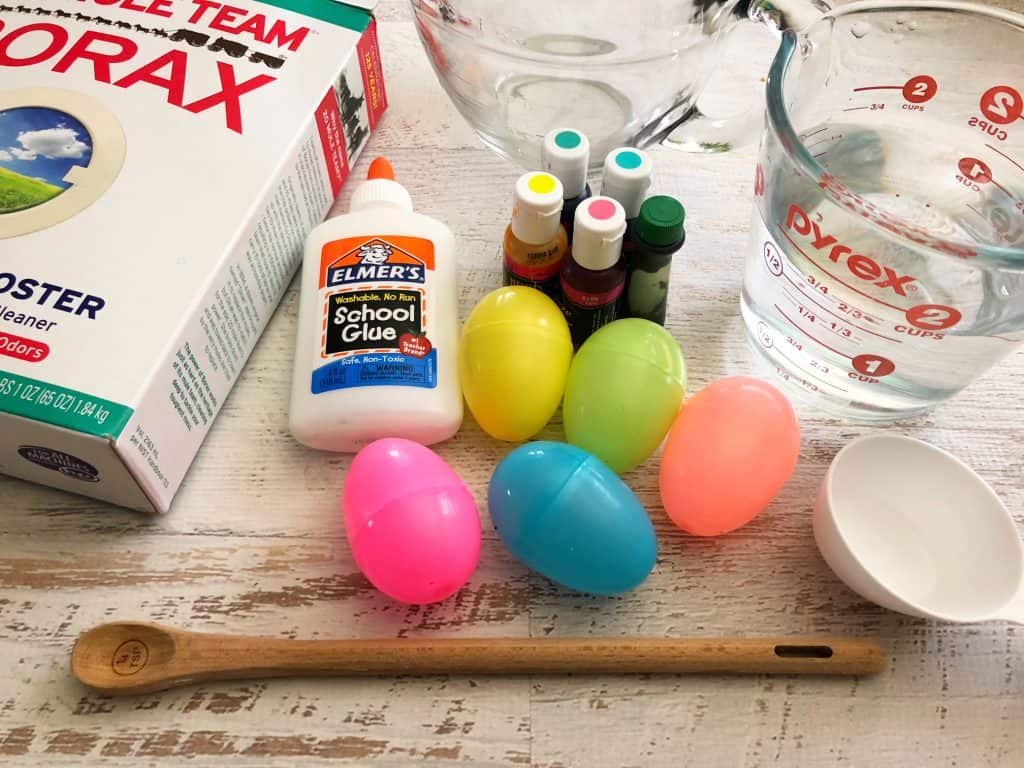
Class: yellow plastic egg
459,287,573,441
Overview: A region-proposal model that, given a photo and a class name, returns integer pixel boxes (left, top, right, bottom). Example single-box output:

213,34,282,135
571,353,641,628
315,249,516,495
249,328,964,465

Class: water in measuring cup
742,118,1024,419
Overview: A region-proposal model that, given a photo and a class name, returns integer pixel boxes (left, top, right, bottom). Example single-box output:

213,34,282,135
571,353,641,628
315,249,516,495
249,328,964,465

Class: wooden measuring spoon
72,622,886,695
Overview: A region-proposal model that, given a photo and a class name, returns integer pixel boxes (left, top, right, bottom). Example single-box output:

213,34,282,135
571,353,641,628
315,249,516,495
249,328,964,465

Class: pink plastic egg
343,438,481,604
659,377,800,536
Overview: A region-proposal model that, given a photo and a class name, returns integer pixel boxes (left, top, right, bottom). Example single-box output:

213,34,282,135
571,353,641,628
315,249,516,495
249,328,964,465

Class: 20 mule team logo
324,238,426,288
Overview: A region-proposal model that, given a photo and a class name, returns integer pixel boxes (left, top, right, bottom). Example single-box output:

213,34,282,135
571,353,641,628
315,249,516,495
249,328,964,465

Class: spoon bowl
72,622,183,695
814,435,1024,624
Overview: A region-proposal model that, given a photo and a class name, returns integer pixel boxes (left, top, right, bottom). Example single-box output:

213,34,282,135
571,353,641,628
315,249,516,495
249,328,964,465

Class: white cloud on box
15,128,90,160
0,149,10,161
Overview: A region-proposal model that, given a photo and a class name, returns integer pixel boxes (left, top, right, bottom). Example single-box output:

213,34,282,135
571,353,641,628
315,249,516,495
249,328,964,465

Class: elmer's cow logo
323,238,426,288
360,242,393,265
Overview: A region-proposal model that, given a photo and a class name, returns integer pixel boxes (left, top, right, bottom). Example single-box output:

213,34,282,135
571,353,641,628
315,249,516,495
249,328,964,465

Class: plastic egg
343,438,481,604
563,319,686,473
459,286,573,441
489,441,657,594
659,377,800,536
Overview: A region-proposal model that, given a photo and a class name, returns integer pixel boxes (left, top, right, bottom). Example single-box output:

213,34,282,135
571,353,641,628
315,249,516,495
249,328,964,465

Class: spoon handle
73,624,885,695
198,636,885,676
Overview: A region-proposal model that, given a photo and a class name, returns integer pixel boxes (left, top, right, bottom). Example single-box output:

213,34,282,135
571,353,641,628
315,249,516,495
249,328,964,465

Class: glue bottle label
310,235,438,393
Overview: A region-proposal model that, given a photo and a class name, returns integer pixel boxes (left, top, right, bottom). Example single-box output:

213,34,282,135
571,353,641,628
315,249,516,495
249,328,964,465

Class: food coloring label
312,235,437,393
559,277,623,347
625,263,671,322
503,245,564,299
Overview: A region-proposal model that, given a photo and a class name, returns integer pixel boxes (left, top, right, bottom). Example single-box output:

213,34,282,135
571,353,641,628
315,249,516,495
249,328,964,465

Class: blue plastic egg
488,441,657,594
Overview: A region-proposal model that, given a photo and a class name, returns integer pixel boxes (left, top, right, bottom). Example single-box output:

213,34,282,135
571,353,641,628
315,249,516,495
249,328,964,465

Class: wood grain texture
2,0,1024,765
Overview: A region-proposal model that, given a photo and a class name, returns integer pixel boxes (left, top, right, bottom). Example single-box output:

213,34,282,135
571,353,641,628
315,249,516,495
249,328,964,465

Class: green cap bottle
635,195,685,247
623,195,686,326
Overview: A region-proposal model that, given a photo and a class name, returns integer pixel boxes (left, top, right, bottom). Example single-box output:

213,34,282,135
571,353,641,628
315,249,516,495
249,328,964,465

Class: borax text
0,3,313,134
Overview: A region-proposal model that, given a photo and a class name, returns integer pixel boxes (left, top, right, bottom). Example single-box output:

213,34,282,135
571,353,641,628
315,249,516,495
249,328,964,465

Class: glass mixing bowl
409,0,827,168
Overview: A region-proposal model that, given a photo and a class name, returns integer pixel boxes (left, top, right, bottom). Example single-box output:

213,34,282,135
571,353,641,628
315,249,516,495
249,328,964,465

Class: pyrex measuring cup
814,435,1024,624
742,2,1024,420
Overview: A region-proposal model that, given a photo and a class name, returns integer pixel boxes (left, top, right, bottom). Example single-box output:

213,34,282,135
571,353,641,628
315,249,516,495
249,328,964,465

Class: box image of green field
0,105,92,215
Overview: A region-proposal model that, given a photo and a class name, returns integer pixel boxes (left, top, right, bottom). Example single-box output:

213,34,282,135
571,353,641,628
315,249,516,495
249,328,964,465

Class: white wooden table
2,2,1023,765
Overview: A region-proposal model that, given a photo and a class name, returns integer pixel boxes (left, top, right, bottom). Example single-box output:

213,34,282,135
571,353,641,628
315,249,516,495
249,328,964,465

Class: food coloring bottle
559,197,627,347
601,148,653,314
503,172,569,299
600,147,653,232
289,158,462,452
624,195,686,325
541,128,591,242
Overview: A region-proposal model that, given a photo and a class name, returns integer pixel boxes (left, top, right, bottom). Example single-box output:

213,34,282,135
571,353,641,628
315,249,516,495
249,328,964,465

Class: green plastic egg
563,319,686,473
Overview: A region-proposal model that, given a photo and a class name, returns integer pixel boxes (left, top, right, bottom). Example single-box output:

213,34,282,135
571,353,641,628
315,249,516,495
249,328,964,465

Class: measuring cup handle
747,0,833,33
662,0,831,153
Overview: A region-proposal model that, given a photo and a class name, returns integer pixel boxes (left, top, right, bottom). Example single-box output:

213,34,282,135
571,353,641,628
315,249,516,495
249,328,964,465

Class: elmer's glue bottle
289,158,462,452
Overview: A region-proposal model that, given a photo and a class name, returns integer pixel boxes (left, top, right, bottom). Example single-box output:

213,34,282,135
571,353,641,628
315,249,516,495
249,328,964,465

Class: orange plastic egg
659,377,800,536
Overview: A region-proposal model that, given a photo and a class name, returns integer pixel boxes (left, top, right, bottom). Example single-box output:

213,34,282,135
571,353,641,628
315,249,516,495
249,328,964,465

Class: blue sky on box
0,107,93,189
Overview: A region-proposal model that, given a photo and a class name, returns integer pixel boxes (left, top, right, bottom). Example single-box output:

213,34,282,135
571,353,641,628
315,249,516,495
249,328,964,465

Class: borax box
0,0,386,512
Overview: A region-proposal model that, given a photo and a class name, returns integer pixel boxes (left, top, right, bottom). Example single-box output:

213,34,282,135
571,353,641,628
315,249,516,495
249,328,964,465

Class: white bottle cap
350,157,414,212
601,147,653,219
541,128,590,199
511,172,565,244
572,196,626,271
350,179,413,212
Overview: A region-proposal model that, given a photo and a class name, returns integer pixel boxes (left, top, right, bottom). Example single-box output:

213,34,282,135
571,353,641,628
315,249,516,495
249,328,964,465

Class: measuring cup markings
775,277,871,347
761,218,985,375
849,74,940,108
777,269,896,343
775,214,966,347
978,85,1024,126
754,320,847,393
837,72,1024,247
773,303,852,359
772,290,901,386
746,193,1016,404
752,216,926,393
985,143,1024,173
778,221,917,311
